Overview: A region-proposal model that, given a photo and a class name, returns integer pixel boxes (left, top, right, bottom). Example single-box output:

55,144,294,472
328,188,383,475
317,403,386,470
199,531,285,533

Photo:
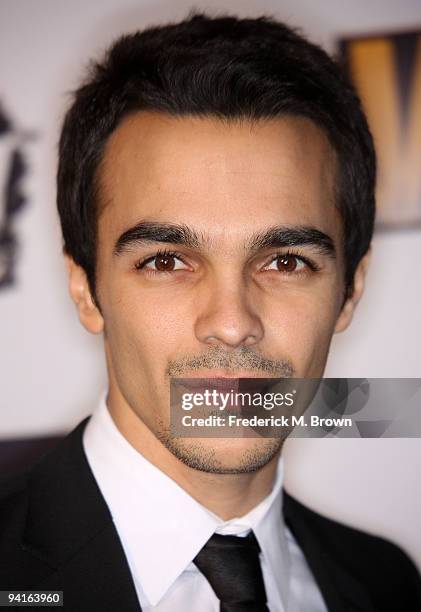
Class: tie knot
201,530,261,554
194,531,268,611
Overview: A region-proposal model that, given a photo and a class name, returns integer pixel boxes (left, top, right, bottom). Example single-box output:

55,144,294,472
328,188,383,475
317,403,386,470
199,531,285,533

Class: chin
162,435,282,474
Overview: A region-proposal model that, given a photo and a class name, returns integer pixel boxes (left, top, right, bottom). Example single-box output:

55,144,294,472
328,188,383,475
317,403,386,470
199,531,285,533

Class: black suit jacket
1,417,420,611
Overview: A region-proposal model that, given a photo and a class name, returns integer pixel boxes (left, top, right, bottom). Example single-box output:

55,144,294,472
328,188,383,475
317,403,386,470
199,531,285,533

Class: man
1,12,420,612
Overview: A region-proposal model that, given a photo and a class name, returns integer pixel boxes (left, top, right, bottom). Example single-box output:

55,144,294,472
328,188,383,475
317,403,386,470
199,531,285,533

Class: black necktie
193,531,269,611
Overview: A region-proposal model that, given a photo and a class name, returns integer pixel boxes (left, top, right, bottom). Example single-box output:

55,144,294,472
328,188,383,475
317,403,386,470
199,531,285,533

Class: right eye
135,250,189,274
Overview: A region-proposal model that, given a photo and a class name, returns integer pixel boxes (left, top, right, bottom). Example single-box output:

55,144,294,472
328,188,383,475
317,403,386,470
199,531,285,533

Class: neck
107,388,280,520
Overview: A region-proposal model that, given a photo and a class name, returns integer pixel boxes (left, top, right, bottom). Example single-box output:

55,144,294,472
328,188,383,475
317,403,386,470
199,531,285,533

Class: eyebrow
113,222,204,255
247,226,335,257
113,221,336,258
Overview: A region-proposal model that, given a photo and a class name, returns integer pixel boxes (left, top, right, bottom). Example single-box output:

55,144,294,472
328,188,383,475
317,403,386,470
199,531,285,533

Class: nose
194,275,264,349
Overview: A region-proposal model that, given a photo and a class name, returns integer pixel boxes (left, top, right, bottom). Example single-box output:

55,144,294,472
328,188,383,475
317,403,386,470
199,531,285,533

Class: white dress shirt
83,397,328,612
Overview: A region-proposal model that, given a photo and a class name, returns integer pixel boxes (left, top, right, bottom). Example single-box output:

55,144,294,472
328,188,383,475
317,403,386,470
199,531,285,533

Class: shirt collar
83,396,290,607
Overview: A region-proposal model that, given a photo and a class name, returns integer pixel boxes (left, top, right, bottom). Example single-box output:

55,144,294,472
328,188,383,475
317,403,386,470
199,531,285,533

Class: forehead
97,112,340,245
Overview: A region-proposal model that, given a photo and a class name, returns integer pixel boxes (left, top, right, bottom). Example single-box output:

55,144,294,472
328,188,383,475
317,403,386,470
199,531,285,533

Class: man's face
71,112,363,473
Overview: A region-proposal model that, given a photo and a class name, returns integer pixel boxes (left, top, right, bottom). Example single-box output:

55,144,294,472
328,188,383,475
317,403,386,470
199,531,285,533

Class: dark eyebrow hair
113,222,205,255
248,226,336,257
113,221,335,258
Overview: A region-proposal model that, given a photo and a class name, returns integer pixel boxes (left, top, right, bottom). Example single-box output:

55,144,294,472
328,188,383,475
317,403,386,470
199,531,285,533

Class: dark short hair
57,12,375,301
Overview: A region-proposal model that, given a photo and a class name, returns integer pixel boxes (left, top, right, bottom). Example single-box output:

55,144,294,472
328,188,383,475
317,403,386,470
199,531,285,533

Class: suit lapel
21,418,142,612
283,492,374,612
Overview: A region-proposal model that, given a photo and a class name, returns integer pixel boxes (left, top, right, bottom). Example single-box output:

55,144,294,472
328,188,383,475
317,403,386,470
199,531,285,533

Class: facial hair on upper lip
165,345,295,378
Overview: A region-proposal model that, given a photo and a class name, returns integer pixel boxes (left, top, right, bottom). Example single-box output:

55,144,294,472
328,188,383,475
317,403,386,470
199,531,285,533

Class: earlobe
65,255,104,334
334,250,371,334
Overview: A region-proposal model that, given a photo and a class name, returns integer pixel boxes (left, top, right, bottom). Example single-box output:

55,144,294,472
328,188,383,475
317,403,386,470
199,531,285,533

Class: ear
334,250,371,334
65,255,104,334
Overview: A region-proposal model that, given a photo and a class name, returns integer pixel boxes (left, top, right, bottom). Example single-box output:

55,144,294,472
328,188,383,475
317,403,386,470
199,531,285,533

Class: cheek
265,287,339,375
101,281,193,376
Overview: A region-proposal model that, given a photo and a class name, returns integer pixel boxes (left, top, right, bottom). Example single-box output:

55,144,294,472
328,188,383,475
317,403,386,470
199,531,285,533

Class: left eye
141,253,188,272
264,254,306,273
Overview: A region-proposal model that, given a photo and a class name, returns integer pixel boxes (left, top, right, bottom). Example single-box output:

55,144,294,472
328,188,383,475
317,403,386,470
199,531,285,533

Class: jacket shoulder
284,491,421,608
0,471,29,530
0,419,92,587
0,472,36,586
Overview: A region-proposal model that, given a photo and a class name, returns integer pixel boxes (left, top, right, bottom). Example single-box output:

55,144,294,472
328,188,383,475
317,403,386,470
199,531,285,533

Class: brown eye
264,254,307,273
155,254,176,271
137,251,188,273
276,255,299,272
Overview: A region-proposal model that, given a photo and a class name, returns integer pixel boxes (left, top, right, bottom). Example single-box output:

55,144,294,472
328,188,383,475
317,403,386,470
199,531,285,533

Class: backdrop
1,0,420,567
